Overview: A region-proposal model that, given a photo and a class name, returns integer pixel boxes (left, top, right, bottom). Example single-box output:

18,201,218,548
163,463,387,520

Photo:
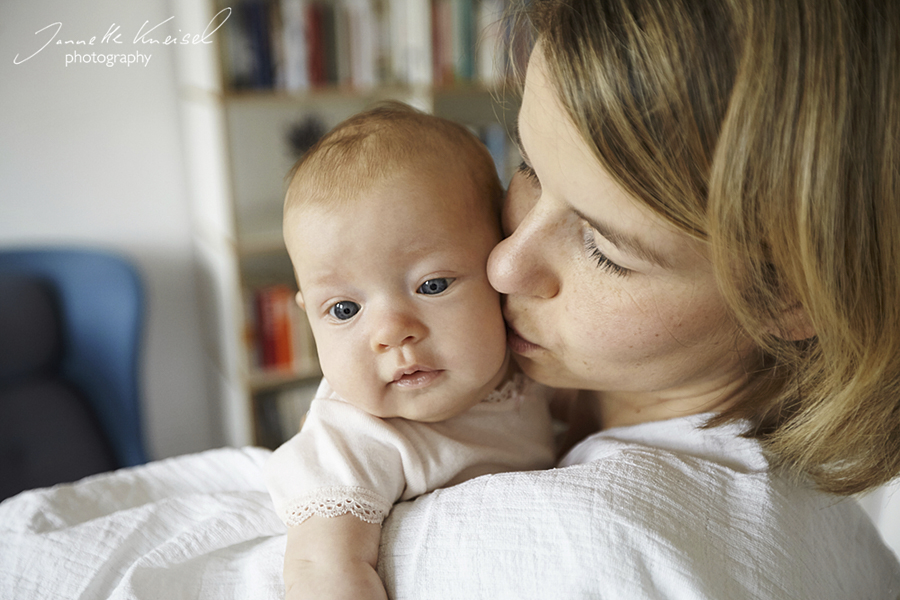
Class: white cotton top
264,375,556,526
378,412,900,599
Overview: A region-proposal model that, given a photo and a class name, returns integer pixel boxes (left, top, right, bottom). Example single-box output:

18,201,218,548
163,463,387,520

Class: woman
377,0,900,597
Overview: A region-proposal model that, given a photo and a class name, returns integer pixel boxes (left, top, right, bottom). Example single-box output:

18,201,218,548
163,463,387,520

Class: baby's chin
388,387,489,423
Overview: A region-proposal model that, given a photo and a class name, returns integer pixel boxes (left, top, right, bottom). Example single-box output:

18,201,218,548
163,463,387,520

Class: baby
264,102,556,599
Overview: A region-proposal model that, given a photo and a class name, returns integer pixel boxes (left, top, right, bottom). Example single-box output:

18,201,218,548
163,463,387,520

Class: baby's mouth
391,366,442,388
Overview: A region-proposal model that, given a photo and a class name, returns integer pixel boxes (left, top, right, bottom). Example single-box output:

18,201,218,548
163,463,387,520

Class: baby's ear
294,290,306,311
766,302,816,342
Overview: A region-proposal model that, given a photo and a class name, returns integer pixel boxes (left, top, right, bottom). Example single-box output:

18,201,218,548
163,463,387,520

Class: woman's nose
487,200,561,300
370,307,426,351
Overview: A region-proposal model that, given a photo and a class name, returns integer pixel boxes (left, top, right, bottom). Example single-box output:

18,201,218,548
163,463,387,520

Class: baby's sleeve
264,386,408,527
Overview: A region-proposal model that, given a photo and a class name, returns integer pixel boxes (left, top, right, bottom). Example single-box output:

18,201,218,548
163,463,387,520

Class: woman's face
487,45,757,426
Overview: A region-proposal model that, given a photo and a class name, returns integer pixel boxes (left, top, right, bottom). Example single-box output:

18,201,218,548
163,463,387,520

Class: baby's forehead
290,158,491,215
292,227,475,293
287,184,492,258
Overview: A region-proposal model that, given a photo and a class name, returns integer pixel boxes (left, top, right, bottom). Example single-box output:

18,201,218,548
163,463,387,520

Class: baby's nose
371,309,426,351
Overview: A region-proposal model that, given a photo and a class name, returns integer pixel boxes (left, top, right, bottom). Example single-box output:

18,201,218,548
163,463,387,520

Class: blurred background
2,0,218,460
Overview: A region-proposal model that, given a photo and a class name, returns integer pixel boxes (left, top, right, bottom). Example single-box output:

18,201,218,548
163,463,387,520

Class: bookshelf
174,0,522,450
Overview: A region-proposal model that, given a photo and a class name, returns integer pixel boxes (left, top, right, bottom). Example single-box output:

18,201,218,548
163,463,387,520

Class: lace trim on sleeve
281,486,393,526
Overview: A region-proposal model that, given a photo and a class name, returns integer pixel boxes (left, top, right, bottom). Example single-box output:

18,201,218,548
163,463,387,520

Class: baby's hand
283,514,387,600
284,559,387,600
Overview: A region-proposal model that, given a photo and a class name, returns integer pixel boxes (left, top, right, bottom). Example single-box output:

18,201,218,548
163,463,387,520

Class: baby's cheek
315,339,357,386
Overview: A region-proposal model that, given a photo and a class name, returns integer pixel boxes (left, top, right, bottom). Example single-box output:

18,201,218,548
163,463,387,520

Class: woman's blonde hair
522,0,900,495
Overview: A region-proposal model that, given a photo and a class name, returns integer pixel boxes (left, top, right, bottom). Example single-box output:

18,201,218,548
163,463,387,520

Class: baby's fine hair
284,101,503,218
521,0,900,495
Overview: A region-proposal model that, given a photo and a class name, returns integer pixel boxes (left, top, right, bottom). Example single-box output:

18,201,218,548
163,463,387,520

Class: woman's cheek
565,282,660,358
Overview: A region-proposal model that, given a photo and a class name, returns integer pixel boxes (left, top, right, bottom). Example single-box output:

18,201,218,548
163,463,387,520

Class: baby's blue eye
329,301,360,320
417,278,452,295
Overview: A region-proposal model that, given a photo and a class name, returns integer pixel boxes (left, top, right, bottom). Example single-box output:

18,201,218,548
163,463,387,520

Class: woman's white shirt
379,413,900,599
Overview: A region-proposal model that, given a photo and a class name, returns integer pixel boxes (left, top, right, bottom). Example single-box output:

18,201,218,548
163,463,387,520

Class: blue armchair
0,248,147,499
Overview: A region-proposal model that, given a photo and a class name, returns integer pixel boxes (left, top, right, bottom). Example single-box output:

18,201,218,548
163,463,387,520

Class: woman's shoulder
560,412,768,472
379,414,900,599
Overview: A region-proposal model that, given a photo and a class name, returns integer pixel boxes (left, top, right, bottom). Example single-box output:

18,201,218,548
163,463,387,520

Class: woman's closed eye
516,160,627,276
517,161,540,187
417,278,454,295
583,228,630,277
328,300,361,320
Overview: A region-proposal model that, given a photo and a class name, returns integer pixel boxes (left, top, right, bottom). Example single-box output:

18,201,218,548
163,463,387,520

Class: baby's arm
284,514,387,600
267,390,405,599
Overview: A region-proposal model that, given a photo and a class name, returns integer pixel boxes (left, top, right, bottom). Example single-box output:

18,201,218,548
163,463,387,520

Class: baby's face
285,166,508,422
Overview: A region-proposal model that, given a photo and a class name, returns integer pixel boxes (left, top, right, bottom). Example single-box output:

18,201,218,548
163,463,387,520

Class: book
476,0,505,86
432,0,453,86
407,0,434,85
454,0,476,82
269,0,286,89
321,2,339,84
307,2,326,86
254,285,293,370
281,0,311,91
251,284,319,377
346,0,378,89
223,0,514,92
221,1,256,89
389,0,432,84
241,0,277,88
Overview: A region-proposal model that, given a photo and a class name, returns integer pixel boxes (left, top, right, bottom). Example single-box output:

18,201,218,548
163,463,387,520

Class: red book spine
307,3,325,87
255,285,295,370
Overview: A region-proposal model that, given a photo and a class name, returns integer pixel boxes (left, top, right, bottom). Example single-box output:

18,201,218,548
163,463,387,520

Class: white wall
0,0,221,458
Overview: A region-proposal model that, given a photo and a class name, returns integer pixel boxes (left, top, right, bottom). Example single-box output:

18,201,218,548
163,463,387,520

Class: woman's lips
506,324,543,354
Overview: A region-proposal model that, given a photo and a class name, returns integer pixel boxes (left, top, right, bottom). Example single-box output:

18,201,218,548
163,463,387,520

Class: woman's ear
295,290,306,311
766,302,816,341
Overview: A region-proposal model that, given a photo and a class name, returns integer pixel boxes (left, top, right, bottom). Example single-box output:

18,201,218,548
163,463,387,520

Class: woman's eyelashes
583,228,630,277
517,161,627,276
517,161,540,186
